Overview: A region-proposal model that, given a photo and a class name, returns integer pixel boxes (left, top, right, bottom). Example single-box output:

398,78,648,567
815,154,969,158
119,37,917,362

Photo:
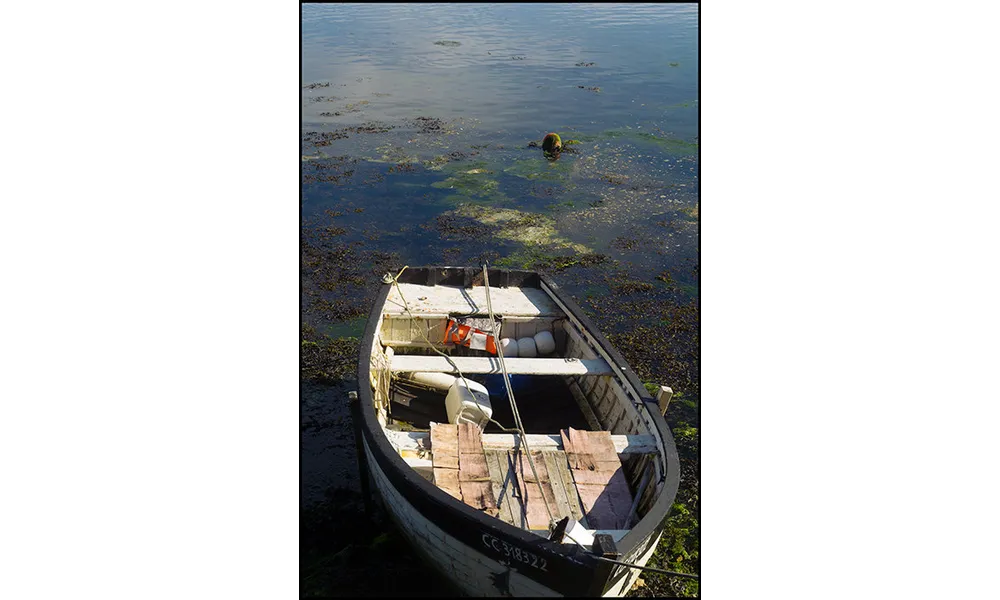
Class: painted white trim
390,355,613,376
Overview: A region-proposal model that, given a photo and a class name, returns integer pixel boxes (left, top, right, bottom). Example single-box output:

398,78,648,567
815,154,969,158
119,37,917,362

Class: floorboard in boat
560,428,634,530
483,449,587,531
431,423,499,515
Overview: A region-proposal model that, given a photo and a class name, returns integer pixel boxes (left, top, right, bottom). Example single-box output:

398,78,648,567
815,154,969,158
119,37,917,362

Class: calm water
300,5,698,592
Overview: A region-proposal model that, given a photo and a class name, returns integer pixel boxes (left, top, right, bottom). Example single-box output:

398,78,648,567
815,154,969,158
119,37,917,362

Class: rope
481,264,556,528
592,556,700,581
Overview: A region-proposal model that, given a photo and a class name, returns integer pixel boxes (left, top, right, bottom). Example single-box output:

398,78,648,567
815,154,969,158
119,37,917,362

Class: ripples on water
303,3,698,134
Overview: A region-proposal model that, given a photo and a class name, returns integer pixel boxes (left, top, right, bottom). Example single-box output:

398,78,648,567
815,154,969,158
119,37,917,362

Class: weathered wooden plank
430,423,459,470
460,480,499,517
485,451,516,526
551,451,589,528
513,450,555,531
497,450,528,529
457,423,498,517
543,451,580,523
457,423,491,481
433,468,462,500
386,429,659,455
524,451,561,523
499,450,527,529
390,355,613,376
384,283,562,317
567,378,604,431
561,428,634,530
561,320,599,359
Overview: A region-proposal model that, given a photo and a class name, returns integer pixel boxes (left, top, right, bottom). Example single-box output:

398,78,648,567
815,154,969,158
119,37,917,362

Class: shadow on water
301,378,459,597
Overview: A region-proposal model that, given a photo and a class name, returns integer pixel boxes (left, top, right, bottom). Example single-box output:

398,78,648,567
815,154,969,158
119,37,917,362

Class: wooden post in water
657,386,673,416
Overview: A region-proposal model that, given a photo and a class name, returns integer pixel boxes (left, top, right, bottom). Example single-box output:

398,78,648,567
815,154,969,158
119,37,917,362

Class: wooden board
384,283,561,317
513,450,557,531
433,467,462,500
385,429,659,456
560,428,634,530
389,355,613,376
543,451,587,525
430,423,459,470
484,450,517,527
457,423,498,517
493,449,528,529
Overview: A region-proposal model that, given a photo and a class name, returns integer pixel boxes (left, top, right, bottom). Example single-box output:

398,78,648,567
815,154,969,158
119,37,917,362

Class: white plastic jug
445,378,493,429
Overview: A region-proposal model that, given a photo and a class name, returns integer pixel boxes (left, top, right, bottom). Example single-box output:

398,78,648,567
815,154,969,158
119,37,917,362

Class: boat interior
368,275,670,547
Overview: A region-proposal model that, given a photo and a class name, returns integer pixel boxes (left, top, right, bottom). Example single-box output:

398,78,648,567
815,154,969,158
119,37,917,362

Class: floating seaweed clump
304,131,349,146
433,40,461,47
447,205,591,253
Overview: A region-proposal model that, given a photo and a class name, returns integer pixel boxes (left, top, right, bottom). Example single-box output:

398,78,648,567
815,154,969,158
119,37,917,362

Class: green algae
432,171,499,197
567,128,698,157
503,157,575,183
446,204,591,253
322,317,367,339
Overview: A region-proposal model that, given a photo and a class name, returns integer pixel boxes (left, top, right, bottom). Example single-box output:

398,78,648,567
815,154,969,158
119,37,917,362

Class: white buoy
533,330,556,355
517,336,537,358
401,371,459,391
500,337,519,357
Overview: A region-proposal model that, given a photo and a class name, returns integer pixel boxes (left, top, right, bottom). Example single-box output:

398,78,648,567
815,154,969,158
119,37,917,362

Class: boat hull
355,267,681,596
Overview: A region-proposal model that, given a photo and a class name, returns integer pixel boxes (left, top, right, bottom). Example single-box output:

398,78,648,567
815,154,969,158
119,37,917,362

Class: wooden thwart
384,283,561,317
389,355,613,376
561,427,634,530
385,429,658,456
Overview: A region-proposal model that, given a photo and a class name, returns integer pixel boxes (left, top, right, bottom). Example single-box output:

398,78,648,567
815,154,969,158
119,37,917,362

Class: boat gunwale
356,266,682,595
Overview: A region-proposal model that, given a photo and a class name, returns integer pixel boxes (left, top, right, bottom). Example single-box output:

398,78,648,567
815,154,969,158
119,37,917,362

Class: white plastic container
517,336,537,358
533,330,556,355
445,378,493,429
402,371,458,392
500,337,519,357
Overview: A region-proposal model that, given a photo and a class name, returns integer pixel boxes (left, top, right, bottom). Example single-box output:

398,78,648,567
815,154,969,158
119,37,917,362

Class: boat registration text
481,532,549,571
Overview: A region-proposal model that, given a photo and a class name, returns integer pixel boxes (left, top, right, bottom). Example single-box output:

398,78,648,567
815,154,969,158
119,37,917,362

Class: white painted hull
364,436,562,596
357,267,680,596
364,437,659,597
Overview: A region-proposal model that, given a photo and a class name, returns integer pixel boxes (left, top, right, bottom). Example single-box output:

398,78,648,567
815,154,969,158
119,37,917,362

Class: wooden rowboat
354,266,681,596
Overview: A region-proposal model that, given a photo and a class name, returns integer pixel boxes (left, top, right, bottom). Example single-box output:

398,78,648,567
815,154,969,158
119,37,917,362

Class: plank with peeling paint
560,428,634,530
457,423,498,517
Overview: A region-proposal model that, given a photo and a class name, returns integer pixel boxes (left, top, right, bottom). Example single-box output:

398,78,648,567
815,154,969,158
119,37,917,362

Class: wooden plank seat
384,283,562,317
389,355,614,376
384,429,659,456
